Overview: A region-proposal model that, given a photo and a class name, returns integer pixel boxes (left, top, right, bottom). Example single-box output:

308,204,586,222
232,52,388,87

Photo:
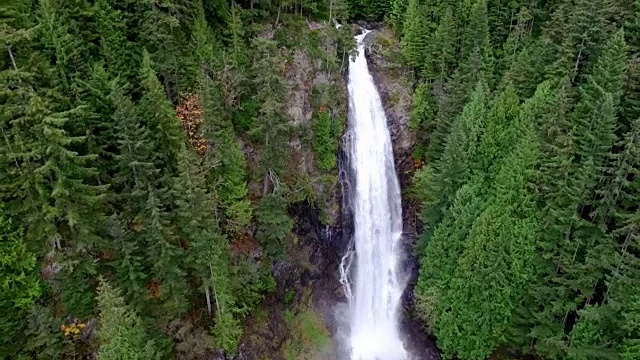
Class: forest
0,0,358,358
2,0,640,359
405,0,640,359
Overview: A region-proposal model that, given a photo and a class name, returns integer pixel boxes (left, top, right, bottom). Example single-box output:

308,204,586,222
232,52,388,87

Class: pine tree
503,38,553,98
430,82,553,359
96,277,160,360
139,0,192,101
521,80,581,358
138,51,185,185
226,2,248,72
414,181,487,326
546,0,608,83
36,0,88,100
0,207,42,355
173,150,241,353
566,304,620,360
573,28,627,122
143,187,188,322
110,82,157,208
460,0,491,70
497,7,535,84
409,81,437,151
255,193,294,255
594,117,640,226
29,92,106,248
92,0,136,81
476,84,521,180
487,0,522,48
250,38,291,194
19,305,64,359
620,293,640,359
189,6,215,83
401,0,429,70
108,84,156,304
104,215,148,306
423,6,456,82
387,0,407,35
415,81,489,237
75,63,118,183
199,66,251,233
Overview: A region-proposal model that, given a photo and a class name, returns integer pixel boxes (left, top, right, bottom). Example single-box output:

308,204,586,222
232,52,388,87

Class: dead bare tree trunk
205,286,212,315
7,46,17,71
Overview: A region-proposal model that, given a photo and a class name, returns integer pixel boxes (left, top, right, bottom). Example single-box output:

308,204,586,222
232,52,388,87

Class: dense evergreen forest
0,0,362,358
3,0,640,358
404,0,640,358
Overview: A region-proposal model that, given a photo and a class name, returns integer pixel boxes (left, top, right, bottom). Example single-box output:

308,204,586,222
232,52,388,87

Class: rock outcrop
362,28,416,189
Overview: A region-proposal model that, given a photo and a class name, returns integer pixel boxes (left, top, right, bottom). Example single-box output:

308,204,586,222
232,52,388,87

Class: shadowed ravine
339,30,409,360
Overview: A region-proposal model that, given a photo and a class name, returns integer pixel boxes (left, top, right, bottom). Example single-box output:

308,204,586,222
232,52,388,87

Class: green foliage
199,73,252,233
347,0,390,20
0,208,42,355
400,0,429,70
0,0,347,357
138,51,185,181
173,150,241,353
96,277,160,360
406,0,639,357
283,309,332,360
313,107,339,171
255,193,294,255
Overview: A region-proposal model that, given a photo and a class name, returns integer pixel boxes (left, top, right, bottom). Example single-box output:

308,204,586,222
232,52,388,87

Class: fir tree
0,207,42,355
460,0,492,71
138,51,185,185
476,83,521,180
415,81,489,236
189,4,251,234
138,0,192,100
173,150,241,352
414,181,487,326
143,187,188,322
250,38,291,193
96,277,160,360
255,193,294,255
388,0,407,35
92,0,136,81
423,6,456,82
401,0,429,70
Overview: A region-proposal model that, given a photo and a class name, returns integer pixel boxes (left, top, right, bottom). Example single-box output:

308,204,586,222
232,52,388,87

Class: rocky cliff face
234,26,350,360
236,24,439,360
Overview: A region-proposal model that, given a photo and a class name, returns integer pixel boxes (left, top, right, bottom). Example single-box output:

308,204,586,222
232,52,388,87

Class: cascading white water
339,30,408,360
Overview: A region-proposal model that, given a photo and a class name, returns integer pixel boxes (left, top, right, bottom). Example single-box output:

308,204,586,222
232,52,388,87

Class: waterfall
339,30,408,360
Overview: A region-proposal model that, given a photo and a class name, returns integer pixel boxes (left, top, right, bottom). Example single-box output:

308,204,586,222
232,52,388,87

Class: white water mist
339,30,408,360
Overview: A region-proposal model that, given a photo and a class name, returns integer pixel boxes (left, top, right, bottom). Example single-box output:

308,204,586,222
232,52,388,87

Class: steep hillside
0,1,354,358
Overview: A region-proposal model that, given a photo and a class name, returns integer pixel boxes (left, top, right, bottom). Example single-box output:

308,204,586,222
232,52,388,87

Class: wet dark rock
363,29,416,190
356,21,384,30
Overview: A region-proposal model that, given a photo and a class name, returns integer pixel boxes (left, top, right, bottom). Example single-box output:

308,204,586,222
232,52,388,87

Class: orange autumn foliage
176,94,207,155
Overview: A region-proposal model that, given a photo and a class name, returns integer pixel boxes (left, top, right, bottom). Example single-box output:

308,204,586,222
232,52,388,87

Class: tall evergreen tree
173,150,241,352
422,6,456,82
193,16,252,233
250,38,290,194
401,0,429,70
92,0,136,81
96,278,160,360
0,207,42,356
138,51,185,186
414,81,489,239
